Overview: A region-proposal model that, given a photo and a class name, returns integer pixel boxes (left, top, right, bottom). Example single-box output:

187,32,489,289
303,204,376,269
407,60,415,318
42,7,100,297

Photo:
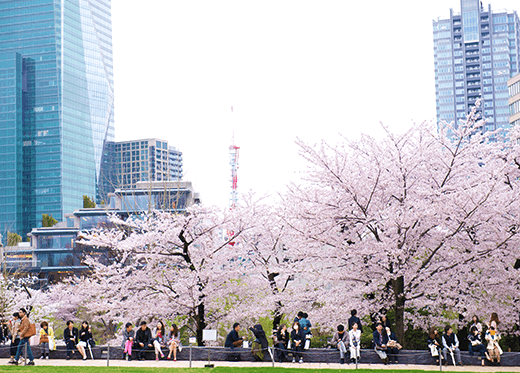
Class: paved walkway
4,358,520,371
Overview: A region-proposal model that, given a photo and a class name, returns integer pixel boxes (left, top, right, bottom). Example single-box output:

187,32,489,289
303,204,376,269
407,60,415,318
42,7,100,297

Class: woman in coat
77,321,92,361
275,324,289,362
468,325,487,365
349,322,362,363
291,321,305,364
249,324,268,361
39,321,54,359
427,327,442,364
485,326,502,365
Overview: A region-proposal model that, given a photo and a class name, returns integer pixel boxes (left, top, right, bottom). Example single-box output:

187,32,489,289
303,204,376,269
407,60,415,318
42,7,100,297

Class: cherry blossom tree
78,204,260,345
229,195,309,331
281,107,520,344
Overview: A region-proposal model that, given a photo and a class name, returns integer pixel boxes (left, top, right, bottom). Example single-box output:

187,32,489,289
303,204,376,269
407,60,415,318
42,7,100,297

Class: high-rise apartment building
433,0,520,136
113,139,183,189
509,73,520,128
0,1,114,239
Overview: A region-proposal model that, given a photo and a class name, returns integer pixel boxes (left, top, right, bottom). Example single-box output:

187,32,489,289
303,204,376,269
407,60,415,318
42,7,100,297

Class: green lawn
0,368,497,373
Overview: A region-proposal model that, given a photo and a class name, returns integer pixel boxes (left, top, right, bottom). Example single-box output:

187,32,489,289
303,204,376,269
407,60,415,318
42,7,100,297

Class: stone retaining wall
0,344,518,366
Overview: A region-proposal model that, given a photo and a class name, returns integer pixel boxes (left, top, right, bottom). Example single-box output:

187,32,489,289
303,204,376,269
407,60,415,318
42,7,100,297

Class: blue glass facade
0,0,114,240
433,0,520,136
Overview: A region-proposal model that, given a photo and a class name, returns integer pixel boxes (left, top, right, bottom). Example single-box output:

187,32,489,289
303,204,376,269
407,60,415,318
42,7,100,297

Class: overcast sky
111,0,519,208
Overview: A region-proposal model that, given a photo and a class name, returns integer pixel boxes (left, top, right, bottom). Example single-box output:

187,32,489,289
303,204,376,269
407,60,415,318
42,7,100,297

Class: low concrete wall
1,344,518,366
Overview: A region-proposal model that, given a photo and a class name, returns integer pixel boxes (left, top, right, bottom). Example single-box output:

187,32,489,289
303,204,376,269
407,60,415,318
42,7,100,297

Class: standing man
348,309,363,333
134,321,153,361
64,320,79,360
225,323,243,361
7,312,20,363
10,308,35,366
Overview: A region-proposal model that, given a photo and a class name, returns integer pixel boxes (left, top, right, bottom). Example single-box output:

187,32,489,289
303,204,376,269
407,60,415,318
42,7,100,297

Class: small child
122,323,134,360
39,321,54,359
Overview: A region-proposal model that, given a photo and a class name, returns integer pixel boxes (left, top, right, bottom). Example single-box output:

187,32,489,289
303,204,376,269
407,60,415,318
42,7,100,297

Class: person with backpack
10,308,35,366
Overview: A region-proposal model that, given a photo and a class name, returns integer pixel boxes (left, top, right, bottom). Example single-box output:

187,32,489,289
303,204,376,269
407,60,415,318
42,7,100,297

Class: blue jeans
15,337,34,362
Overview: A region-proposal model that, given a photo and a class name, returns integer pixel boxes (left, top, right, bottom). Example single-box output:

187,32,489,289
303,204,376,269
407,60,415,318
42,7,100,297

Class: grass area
0,368,495,373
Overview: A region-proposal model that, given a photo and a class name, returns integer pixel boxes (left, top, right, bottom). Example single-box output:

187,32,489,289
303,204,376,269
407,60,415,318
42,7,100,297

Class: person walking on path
7,312,21,364
10,308,35,366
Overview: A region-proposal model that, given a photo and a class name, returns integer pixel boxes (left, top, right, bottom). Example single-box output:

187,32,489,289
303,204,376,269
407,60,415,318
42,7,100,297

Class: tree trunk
391,275,406,347
267,271,283,331
273,301,283,331
196,303,206,346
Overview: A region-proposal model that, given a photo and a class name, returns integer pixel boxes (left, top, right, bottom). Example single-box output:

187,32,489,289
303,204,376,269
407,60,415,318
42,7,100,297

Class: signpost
203,330,217,368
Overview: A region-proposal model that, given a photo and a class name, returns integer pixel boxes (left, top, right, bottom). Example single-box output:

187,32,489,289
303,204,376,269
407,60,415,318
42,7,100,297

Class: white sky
112,0,519,208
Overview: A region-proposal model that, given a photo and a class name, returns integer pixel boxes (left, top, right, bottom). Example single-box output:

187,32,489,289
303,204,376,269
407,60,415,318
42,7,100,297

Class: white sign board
202,329,217,341
189,336,196,344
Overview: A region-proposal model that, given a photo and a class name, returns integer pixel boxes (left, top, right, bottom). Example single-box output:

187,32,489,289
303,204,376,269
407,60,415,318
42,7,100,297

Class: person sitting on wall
224,323,243,361
442,325,462,366
330,324,349,364
372,322,388,364
63,321,78,360
385,326,401,364
468,325,487,366
122,322,134,361
134,321,153,361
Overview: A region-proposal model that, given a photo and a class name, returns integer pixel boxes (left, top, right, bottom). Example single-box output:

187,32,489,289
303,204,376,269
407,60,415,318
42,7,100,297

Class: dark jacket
468,333,483,345
348,316,363,333
79,327,92,343
442,332,459,348
427,335,442,348
276,329,289,347
249,324,268,350
291,328,305,344
225,329,242,348
64,327,79,344
372,330,388,348
135,327,152,346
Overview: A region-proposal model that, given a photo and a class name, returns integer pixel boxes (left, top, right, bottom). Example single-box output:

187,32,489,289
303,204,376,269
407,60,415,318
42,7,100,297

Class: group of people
428,313,503,366
121,320,182,361
63,320,94,360
2,307,508,367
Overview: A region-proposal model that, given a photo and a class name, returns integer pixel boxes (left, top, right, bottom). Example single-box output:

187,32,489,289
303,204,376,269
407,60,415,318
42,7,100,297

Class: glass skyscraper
0,0,114,239
433,0,520,136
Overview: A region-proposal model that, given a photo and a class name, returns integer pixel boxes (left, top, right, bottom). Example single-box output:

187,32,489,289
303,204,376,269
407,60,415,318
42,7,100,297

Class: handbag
49,336,56,351
26,323,36,338
430,344,439,357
